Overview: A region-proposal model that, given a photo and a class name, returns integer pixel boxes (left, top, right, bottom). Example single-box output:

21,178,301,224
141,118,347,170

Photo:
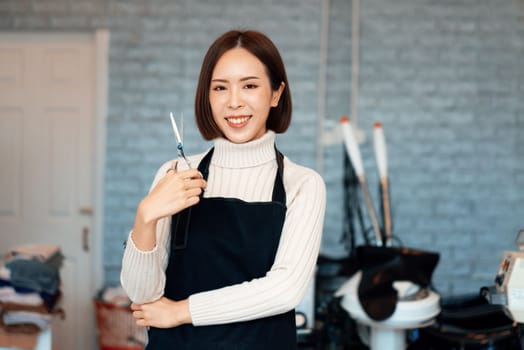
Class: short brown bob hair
195,30,292,140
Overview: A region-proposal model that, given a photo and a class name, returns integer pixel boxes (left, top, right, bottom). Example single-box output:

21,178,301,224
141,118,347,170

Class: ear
270,82,285,107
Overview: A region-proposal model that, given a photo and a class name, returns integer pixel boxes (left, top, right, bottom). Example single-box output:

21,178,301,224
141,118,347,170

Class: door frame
92,29,109,293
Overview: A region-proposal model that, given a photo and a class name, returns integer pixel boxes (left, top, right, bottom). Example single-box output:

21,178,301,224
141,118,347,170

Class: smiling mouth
225,115,251,127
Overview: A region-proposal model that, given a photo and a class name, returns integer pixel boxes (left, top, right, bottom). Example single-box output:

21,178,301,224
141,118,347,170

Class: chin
222,130,253,144
227,136,253,144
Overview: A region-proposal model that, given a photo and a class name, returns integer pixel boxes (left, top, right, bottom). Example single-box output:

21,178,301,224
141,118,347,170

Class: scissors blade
169,112,191,168
169,112,183,147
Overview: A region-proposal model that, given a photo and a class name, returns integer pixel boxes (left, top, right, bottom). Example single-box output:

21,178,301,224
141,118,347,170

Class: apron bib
146,147,297,350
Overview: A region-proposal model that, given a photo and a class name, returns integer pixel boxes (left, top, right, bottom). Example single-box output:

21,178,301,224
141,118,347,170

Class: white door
0,32,102,350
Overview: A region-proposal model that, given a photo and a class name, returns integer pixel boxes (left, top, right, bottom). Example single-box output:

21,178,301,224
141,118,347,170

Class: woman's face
209,48,284,144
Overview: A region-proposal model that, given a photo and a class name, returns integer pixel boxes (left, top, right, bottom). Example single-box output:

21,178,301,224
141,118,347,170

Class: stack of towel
0,244,63,348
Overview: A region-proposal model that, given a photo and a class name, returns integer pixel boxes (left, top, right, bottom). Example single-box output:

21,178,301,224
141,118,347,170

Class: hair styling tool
340,116,383,246
343,150,371,254
373,122,392,245
169,112,191,169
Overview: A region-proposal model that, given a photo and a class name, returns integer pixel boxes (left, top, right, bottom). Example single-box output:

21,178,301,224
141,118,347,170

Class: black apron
146,147,297,350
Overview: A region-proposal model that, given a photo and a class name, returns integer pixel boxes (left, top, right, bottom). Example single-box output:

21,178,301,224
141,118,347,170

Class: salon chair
336,246,441,350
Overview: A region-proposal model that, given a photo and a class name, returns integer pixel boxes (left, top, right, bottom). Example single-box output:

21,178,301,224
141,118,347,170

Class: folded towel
0,286,43,306
2,310,51,331
5,259,60,295
7,244,61,263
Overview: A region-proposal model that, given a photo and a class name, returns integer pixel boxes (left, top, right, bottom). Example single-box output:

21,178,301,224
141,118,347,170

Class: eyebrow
211,76,261,83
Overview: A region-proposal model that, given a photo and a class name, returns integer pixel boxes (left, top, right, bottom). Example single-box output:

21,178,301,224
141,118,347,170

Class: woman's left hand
131,297,192,328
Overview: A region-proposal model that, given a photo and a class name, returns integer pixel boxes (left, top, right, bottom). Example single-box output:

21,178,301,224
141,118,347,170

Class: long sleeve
120,131,327,324
120,218,170,304
119,161,173,304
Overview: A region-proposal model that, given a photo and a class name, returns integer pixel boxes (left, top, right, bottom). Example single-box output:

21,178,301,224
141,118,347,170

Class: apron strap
197,147,214,183
272,148,286,205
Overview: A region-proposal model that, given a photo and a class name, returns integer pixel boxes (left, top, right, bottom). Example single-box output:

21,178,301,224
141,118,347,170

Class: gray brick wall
353,0,524,295
1,0,523,298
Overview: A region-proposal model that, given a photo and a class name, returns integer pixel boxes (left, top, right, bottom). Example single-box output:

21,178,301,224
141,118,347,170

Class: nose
228,87,243,109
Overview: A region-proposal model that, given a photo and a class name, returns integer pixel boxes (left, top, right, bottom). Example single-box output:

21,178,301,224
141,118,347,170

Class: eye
211,85,226,91
244,84,258,89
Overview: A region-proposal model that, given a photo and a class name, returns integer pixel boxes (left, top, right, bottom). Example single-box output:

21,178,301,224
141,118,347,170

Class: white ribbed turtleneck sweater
120,131,326,326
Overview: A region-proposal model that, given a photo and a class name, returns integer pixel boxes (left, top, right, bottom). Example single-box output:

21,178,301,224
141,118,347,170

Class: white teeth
227,116,249,124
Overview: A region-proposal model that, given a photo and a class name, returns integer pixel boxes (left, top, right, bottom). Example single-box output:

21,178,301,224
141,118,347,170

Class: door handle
82,226,90,252
79,207,94,216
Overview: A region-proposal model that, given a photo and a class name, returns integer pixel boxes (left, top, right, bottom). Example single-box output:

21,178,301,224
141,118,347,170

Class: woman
120,29,326,349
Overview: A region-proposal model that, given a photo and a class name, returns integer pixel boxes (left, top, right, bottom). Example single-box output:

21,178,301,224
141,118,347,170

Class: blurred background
1,0,523,349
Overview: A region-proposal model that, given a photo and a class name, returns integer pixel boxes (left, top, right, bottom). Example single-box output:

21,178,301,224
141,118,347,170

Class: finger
185,187,203,198
186,195,200,207
179,168,203,180
130,303,141,311
183,178,207,189
132,310,144,319
166,160,178,174
136,319,148,327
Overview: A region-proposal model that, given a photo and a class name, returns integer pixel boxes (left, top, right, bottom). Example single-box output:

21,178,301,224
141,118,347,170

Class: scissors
169,112,191,169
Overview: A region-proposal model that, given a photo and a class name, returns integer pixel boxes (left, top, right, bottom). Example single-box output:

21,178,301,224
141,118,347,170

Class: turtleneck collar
212,131,276,168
